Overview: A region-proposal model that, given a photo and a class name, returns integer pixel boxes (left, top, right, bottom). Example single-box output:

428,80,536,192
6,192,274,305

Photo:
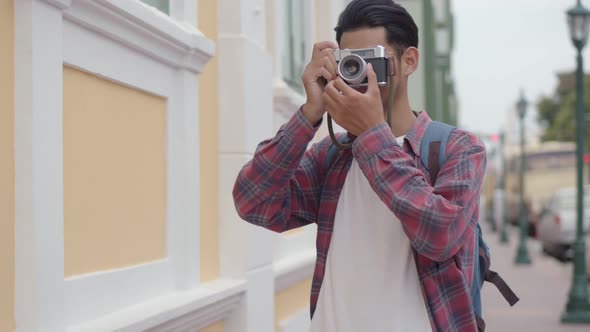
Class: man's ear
402,47,419,77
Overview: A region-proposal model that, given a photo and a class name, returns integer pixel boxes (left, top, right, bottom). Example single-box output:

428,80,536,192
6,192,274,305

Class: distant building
394,0,459,125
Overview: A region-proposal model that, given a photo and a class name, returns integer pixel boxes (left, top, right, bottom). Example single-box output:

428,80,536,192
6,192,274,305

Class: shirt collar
403,111,432,156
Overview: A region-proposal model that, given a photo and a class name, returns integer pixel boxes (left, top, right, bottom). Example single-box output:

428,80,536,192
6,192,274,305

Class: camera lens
337,54,367,85
343,59,360,77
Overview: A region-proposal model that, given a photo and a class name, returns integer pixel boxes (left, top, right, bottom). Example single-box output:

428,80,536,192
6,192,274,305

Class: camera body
333,45,389,88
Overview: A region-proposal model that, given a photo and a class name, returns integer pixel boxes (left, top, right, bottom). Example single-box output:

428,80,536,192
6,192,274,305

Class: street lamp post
514,91,532,265
490,156,498,233
562,0,590,323
499,132,510,244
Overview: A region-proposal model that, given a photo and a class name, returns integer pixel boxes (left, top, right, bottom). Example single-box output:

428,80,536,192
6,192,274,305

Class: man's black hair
334,0,419,58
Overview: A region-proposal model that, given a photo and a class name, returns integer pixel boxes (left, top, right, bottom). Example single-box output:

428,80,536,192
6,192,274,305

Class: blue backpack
325,121,519,332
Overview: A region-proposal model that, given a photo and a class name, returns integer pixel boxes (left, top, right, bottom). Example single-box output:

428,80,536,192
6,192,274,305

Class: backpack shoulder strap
420,121,518,331
419,121,455,184
324,135,351,172
485,270,520,306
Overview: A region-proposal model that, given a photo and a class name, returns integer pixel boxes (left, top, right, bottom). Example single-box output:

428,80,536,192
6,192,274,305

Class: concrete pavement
481,222,590,332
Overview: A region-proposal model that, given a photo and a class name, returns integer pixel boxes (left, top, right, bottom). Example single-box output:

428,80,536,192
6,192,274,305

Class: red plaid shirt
233,109,486,332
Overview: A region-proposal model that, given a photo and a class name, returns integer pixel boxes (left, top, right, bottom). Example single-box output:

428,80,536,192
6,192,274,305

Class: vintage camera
333,45,389,88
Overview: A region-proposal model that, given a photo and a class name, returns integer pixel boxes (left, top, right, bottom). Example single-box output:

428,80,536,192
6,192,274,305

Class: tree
537,73,590,148
537,96,566,141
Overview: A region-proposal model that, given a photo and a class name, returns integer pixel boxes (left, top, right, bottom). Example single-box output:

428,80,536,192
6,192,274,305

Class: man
233,0,486,331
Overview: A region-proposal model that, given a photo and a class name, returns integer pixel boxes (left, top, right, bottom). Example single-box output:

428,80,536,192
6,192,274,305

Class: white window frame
269,0,315,122
140,0,170,15
139,0,198,25
281,0,307,93
266,0,318,293
14,1,243,331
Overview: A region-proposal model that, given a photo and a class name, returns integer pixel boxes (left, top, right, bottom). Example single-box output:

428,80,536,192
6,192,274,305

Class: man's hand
322,64,386,136
301,41,339,125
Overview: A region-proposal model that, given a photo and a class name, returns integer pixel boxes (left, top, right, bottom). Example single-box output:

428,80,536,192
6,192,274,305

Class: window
141,0,169,14
282,0,306,93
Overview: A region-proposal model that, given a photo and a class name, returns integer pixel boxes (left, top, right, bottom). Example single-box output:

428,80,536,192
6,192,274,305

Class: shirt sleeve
352,123,487,262
232,108,326,233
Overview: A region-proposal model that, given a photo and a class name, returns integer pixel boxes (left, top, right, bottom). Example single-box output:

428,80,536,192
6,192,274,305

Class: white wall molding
15,0,215,330
64,260,173,327
303,0,316,62
67,279,246,332
314,0,332,43
62,19,173,97
274,225,317,261
62,9,204,325
62,0,214,74
14,1,66,331
217,1,278,331
44,0,72,10
272,79,306,128
169,0,198,27
267,0,283,80
167,68,202,290
224,266,275,332
273,249,316,293
278,307,311,332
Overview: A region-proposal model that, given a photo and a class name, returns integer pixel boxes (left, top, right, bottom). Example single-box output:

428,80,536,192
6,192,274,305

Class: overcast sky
452,0,590,136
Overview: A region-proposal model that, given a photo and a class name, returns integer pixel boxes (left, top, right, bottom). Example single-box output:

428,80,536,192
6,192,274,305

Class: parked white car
537,187,590,261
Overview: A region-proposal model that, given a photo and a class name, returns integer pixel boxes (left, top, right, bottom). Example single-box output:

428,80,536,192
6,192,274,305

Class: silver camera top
333,45,387,86
332,45,386,61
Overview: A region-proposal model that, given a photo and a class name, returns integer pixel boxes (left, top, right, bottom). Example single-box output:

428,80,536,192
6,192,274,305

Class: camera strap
328,113,353,150
386,73,394,133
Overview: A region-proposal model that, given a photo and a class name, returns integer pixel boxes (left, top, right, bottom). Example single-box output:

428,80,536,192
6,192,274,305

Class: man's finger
333,77,357,96
366,63,379,95
325,80,344,102
323,48,338,67
322,48,338,73
322,56,337,79
322,91,338,115
313,41,339,58
318,67,333,83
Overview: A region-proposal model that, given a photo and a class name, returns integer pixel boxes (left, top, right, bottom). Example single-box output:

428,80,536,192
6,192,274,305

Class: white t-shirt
309,136,431,332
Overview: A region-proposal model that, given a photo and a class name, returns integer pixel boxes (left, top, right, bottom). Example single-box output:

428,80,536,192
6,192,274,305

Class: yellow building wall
198,0,220,283
506,167,580,212
198,321,224,332
63,66,167,277
0,1,15,331
275,278,313,332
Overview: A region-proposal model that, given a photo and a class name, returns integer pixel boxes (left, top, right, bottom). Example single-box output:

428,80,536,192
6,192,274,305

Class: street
481,222,590,332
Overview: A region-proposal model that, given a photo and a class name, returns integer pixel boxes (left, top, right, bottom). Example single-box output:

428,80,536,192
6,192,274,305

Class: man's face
338,27,405,110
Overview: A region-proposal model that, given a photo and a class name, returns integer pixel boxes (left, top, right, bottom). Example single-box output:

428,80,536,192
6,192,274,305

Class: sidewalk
481,222,590,332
